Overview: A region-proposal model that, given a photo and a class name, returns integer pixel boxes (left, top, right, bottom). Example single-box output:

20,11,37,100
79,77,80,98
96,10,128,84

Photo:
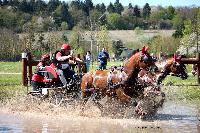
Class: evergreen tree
18,0,29,13
84,0,94,15
107,2,115,13
0,0,2,6
47,0,60,13
70,0,81,10
114,0,124,14
13,0,19,8
35,0,47,14
112,40,124,58
128,3,133,9
2,0,8,6
100,3,106,13
134,5,141,17
167,6,176,20
8,0,13,6
95,4,101,11
143,3,151,19
29,0,36,13
59,2,73,29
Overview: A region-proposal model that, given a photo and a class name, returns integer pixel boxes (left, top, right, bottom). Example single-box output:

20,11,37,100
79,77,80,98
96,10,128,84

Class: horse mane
123,51,142,82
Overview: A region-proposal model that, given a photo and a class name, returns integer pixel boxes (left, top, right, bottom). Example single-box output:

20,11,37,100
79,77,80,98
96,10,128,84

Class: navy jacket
98,51,109,63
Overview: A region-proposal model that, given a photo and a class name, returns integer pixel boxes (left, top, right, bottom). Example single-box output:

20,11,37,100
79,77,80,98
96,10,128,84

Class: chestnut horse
138,54,188,87
81,47,157,113
134,55,188,118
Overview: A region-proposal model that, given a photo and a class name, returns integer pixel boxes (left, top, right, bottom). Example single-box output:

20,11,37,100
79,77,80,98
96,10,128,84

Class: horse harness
107,66,128,92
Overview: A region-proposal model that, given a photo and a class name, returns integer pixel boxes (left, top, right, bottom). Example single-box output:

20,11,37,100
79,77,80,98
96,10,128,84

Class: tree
96,25,112,52
95,4,101,11
107,13,123,29
70,9,87,29
18,0,29,13
112,40,124,58
84,0,94,16
113,0,124,14
100,3,106,13
35,0,47,15
90,9,102,24
181,8,200,53
53,3,73,29
2,0,8,6
143,3,151,19
0,0,2,6
128,3,133,9
107,2,115,13
172,13,185,38
47,0,60,13
134,5,141,17
167,6,176,20
70,0,81,10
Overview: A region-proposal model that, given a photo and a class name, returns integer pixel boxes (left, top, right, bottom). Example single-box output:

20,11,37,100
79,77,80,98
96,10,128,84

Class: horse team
80,46,188,118
30,46,189,118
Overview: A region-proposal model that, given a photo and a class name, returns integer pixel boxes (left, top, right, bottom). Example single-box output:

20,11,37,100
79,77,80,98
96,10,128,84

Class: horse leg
115,88,131,104
91,91,104,113
80,88,92,115
80,97,89,115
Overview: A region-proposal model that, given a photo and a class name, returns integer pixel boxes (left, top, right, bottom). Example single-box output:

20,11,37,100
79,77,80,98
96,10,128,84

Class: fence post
22,53,28,86
197,53,200,84
27,53,33,85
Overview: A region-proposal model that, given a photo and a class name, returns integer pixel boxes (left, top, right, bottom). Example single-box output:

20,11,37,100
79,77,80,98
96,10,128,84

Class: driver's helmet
61,43,71,50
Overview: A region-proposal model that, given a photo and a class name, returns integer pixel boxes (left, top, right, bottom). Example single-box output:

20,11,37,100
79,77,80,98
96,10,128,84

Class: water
0,100,199,133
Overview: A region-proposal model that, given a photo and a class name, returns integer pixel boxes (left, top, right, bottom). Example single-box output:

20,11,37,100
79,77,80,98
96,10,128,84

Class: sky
64,0,200,7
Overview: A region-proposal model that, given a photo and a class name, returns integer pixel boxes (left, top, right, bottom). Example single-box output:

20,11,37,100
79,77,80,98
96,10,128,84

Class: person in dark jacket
98,48,109,70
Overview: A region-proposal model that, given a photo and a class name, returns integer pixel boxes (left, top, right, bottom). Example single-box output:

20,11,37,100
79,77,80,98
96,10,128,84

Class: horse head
123,46,157,77
155,54,188,85
170,54,188,80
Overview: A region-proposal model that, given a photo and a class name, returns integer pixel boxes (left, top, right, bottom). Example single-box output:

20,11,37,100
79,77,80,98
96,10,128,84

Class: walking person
98,48,109,70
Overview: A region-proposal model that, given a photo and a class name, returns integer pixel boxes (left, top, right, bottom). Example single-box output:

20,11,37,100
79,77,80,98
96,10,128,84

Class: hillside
108,30,175,43
19,30,175,44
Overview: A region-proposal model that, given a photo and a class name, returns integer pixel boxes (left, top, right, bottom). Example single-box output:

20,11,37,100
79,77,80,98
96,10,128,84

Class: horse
138,54,188,86
80,46,157,114
134,54,188,118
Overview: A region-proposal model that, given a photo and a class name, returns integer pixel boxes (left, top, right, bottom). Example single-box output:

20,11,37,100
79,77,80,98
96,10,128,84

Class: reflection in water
0,101,199,133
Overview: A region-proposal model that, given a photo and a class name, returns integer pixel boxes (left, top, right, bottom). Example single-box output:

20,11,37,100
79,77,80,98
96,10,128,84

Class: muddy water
0,100,200,133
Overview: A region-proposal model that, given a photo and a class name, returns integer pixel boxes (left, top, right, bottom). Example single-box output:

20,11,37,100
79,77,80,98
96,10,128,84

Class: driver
53,43,82,88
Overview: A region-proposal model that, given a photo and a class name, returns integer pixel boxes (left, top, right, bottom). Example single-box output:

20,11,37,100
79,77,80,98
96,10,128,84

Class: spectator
85,51,92,72
98,48,109,70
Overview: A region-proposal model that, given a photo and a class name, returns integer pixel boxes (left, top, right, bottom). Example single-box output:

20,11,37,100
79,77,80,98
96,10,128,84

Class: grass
0,74,22,86
0,62,21,73
0,61,200,100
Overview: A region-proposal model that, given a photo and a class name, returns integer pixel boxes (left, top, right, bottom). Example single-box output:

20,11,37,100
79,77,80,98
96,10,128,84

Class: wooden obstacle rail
22,52,87,86
180,53,200,84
